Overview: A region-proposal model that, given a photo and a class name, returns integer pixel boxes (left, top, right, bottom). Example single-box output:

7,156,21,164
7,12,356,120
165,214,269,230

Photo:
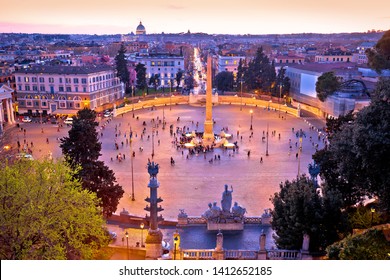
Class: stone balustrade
182,249,214,260
267,249,301,260
224,250,258,260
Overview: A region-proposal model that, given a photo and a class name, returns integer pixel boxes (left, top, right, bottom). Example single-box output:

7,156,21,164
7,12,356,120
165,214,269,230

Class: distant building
286,63,371,117
14,65,124,115
136,21,146,35
0,83,15,135
274,55,304,64
216,52,246,77
135,54,184,88
315,50,352,63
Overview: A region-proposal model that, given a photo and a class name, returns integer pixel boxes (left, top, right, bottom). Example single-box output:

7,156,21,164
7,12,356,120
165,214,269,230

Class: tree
0,159,109,260
244,47,276,93
61,108,124,217
135,63,147,90
366,29,390,73
214,71,234,92
313,78,390,212
115,43,130,90
273,67,291,98
184,73,195,90
327,228,390,260
175,70,183,90
315,71,341,101
271,175,347,252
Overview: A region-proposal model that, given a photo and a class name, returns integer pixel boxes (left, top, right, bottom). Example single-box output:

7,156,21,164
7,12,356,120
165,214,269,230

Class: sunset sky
0,0,389,35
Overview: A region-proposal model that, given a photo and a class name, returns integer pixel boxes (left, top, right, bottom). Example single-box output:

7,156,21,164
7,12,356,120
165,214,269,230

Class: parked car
16,153,34,160
103,110,112,118
108,231,117,240
22,116,32,123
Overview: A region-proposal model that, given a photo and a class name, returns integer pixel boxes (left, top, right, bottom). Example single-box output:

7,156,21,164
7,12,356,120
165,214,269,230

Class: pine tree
61,108,124,217
115,43,130,91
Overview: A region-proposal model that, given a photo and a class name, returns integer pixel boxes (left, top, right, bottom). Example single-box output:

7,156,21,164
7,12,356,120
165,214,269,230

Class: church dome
136,21,146,35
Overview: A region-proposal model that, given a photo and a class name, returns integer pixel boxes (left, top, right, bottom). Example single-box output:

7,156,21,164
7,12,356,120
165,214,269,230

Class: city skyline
0,0,389,35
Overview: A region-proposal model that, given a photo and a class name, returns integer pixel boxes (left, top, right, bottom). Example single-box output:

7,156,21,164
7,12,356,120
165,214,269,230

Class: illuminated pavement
12,104,326,222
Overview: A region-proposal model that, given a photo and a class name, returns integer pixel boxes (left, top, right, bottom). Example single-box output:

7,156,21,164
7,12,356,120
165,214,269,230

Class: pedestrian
46,138,49,144
260,157,263,163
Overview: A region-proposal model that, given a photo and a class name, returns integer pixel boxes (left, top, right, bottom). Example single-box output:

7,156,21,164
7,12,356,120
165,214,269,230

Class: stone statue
211,202,222,221
232,202,246,218
147,161,159,178
202,203,213,220
221,184,233,213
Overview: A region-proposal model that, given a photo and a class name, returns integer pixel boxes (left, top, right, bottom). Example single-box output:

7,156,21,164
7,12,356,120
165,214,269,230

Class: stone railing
243,217,262,224
224,250,258,260
186,217,207,224
182,249,214,260
267,249,301,260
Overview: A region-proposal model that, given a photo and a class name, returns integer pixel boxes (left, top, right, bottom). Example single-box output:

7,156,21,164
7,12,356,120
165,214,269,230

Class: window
25,85,30,91
33,85,38,91
81,78,87,84
40,85,45,92
41,101,47,107
24,77,29,82
59,78,63,83
17,77,21,82
59,86,64,92
65,78,71,84
83,87,87,92
26,101,33,107
93,77,96,83
32,77,37,83
66,87,71,92
18,85,22,91
39,77,44,83
75,87,78,92
49,77,54,83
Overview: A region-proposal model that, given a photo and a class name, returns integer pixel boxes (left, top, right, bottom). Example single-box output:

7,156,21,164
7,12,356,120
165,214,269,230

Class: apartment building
135,53,184,87
14,65,124,115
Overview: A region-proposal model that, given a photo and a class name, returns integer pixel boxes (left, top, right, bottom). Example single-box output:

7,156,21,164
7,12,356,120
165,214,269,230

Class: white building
216,52,245,77
135,54,184,88
14,65,124,115
0,83,15,135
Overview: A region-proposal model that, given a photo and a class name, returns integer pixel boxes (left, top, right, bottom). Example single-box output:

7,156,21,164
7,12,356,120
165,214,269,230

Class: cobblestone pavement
8,104,326,222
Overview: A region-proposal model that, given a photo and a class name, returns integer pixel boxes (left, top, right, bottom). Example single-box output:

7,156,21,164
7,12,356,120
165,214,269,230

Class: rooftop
15,65,114,75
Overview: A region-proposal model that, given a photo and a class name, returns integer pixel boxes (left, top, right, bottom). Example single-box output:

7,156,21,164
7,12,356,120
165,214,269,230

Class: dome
136,21,146,35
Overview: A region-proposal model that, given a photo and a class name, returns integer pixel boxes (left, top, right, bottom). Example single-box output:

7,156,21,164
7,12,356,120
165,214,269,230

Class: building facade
0,84,15,135
135,54,184,88
216,53,245,76
14,65,124,115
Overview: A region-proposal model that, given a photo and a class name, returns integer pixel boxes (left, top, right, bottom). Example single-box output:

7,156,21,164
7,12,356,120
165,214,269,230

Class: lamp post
170,94,173,111
371,208,375,226
132,85,135,118
130,128,135,201
250,109,253,130
266,123,269,156
125,231,129,260
297,132,303,178
151,126,155,159
279,84,282,118
140,223,145,247
240,74,243,111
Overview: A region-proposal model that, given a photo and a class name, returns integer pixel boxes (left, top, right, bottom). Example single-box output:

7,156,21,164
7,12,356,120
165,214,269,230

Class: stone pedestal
145,229,163,260
257,232,267,260
212,231,224,260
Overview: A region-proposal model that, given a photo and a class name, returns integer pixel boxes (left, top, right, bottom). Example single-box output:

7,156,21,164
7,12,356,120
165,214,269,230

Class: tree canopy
0,159,109,259
115,43,130,90
315,71,341,102
314,78,390,212
242,47,276,93
270,175,347,252
214,71,234,92
60,108,124,217
135,63,147,90
366,29,390,72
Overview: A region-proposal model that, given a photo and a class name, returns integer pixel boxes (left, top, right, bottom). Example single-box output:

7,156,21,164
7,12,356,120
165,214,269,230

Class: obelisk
202,55,215,144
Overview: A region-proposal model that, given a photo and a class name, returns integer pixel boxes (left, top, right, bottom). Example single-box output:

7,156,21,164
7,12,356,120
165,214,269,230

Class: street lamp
266,123,269,156
125,231,129,260
240,74,244,111
140,223,145,247
170,94,173,111
132,85,135,118
151,126,155,159
130,129,135,201
173,231,180,260
249,109,253,130
371,208,375,226
279,84,282,118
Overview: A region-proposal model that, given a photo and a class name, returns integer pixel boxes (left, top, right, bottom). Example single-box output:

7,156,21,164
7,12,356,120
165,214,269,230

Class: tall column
144,161,164,260
203,55,214,144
